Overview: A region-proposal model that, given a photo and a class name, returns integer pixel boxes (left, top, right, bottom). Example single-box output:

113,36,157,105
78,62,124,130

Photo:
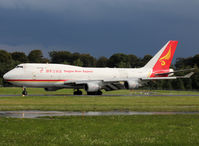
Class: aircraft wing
64,72,194,91
64,71,194,85
64,78,129,84
64,79,127,91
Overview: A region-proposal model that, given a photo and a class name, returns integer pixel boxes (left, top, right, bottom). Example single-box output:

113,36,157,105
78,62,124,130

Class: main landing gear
22,87,28,96
73,89,103,95
73,89,83,95
87,90,102,95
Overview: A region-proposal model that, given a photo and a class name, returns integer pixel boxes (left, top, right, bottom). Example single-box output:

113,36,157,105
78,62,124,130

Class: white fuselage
3,63,151,88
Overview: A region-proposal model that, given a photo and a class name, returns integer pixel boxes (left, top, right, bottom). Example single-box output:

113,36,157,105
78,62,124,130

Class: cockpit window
16,65,23,68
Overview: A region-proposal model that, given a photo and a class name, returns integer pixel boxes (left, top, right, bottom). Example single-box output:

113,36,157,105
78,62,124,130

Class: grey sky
0,0,198,59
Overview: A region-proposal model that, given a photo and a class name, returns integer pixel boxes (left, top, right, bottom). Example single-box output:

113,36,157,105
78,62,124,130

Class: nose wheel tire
22,88,28,96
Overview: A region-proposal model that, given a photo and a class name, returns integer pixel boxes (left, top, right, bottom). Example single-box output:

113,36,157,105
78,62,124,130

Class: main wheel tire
87,92,93,95
74,90,83,95
87,90,102,95
97,90,102,95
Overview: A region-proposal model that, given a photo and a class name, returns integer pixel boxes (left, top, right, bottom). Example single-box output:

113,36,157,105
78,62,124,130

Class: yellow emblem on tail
159,46,171,66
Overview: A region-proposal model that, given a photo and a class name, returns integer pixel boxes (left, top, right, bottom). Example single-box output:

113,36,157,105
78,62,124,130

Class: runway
0,94,199,97
1,111,199,118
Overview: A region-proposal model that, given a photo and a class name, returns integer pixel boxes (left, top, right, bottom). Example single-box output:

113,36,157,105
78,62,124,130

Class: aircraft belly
9,80,64,88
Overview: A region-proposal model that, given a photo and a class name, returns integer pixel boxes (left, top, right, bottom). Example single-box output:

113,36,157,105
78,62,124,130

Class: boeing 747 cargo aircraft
3,41,194,95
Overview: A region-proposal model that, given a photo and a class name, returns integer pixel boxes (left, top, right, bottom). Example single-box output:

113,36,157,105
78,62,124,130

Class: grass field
1,87,199,95
0,115,199,145
1,88,199,145
0,87,199,111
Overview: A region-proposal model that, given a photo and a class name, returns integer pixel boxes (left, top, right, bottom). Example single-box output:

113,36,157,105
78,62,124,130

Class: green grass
0,87,76,95
0,115,199,145
0,87,199,111
1,87,199,95
1,88,199,145
0,95,199,111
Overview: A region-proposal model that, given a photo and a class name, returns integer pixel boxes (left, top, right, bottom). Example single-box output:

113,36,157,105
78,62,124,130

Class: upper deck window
16,65,23,68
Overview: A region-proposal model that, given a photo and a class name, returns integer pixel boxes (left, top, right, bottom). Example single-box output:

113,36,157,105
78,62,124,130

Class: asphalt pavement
0,94,199,97
1,111,199,118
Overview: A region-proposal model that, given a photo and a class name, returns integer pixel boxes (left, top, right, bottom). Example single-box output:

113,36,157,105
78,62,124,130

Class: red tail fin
153,41,178,71
144,40,178,77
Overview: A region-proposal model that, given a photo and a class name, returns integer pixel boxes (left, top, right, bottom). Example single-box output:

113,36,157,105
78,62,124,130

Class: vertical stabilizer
144,41,178,72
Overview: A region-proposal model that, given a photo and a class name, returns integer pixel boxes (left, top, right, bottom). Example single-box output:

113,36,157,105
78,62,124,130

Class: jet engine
124,80,141,89
168,69,174,76
85,82,101,92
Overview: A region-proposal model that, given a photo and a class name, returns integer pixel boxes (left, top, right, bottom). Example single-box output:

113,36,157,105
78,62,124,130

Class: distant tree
157,80,164,90
192,65,199,89
108,53,129,68
176,55,199,69
193,54,199,67
175,58,185,69
0,50,15,79
118,61,131,68
146,81,159,90
28,50,44,63
128,54,139,68
73,59,83,66
0,78,2,85
63,61,69,65
140,55,152,67
96,56,108,67
184,79,192,90
11,52,28,63
173,79,185,90
162,80,173,90
0,50,12,64
49,51,72,64
175,55,199,90
80,54,96,67
42,58,50,63
72,52,81,61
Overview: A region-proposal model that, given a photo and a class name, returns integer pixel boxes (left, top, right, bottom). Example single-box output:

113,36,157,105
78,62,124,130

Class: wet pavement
0,111,199,118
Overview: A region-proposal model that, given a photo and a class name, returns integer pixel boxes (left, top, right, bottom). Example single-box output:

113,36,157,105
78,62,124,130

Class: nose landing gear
22,88,28,96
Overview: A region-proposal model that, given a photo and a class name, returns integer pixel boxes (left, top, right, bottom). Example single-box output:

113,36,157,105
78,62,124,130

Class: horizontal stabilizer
155,68,195,76
142,72,194,80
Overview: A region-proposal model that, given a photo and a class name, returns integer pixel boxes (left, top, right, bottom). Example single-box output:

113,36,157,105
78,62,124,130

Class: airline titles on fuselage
39,68,94,74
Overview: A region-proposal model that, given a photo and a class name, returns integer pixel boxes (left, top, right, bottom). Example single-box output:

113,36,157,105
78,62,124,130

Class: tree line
0,49,198,90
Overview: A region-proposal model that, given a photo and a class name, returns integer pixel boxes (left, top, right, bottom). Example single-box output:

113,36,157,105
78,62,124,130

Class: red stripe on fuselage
6,79,68,82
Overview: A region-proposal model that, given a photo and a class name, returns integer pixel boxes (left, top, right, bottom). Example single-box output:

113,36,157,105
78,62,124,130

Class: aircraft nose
3,71,13,81
3,72,9,81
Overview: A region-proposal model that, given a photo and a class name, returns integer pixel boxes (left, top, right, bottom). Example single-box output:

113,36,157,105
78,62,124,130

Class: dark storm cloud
0,0,198,59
